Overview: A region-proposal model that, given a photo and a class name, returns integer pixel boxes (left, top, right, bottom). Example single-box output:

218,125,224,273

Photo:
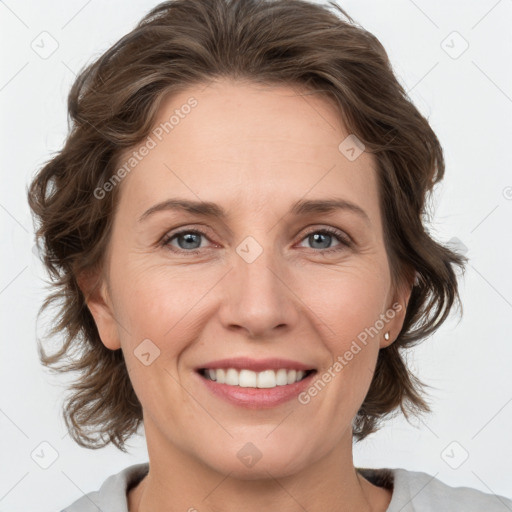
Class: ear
77,270,121,351
379,270,416,349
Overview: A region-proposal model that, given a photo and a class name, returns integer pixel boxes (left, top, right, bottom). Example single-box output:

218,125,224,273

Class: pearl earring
384,332,390,341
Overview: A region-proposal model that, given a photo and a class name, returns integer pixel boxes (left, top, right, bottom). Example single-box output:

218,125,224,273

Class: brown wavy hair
27,0,467,451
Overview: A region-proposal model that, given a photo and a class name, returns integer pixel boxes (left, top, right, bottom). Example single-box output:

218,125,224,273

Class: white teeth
216,368,226,384
239,369,257,387
257,370,276,388
275,369,288,386
225,368,239,386
202,368,310,388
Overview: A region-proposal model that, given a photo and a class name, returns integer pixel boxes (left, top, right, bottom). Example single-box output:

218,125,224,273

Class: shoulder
386,467,512,512
60,462,149,512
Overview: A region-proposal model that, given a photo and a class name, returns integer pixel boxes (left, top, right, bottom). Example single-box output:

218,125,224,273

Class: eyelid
161,224,353,254
298,225,352,245
160,226,216,251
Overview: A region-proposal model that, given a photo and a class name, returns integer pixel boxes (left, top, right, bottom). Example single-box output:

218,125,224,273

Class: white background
1,0,511,510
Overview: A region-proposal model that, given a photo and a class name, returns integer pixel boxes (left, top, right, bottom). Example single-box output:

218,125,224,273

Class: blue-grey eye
308,232,335,249
174,231,203,250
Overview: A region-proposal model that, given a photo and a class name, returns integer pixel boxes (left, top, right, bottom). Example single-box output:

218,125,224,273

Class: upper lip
197,357,315,372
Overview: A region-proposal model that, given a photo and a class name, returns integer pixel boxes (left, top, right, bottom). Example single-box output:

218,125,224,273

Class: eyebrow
138,198,371,226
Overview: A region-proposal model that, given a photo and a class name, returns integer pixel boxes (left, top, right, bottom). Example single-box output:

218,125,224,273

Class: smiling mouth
197,368,316,389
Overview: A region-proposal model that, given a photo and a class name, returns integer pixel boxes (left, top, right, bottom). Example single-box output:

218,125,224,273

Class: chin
191,436,316,480
210,453,309,481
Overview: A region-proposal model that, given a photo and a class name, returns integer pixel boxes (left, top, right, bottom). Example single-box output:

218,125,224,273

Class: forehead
115,79,380,224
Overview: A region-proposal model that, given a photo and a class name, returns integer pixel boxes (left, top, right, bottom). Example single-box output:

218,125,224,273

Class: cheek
110,260,222,379
297,263,389,342
295,264,387,400
111,258,197,330
112,264,203,423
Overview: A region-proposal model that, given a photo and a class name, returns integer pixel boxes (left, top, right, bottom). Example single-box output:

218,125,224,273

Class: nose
218,242,300,339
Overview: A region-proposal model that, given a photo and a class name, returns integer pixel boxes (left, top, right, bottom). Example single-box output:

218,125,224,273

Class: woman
27,0,511,510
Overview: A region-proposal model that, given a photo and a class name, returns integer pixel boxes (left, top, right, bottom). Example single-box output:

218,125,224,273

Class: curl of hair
27,0,467,451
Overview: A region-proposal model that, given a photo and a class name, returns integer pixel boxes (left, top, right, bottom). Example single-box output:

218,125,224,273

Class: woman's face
88,79,410,478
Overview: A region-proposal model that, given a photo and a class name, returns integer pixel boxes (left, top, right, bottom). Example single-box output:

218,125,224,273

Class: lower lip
196,371,316,409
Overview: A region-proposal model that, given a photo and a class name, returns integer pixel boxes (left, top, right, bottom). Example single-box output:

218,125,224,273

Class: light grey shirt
61,462,512,511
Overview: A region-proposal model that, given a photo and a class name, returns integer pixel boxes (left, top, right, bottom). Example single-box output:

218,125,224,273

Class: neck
129,421,391,512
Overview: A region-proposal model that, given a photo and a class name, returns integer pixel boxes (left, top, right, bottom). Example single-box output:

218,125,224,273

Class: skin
84,79,413,512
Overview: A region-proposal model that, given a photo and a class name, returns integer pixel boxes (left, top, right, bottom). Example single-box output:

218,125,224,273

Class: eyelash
160,226,352,256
